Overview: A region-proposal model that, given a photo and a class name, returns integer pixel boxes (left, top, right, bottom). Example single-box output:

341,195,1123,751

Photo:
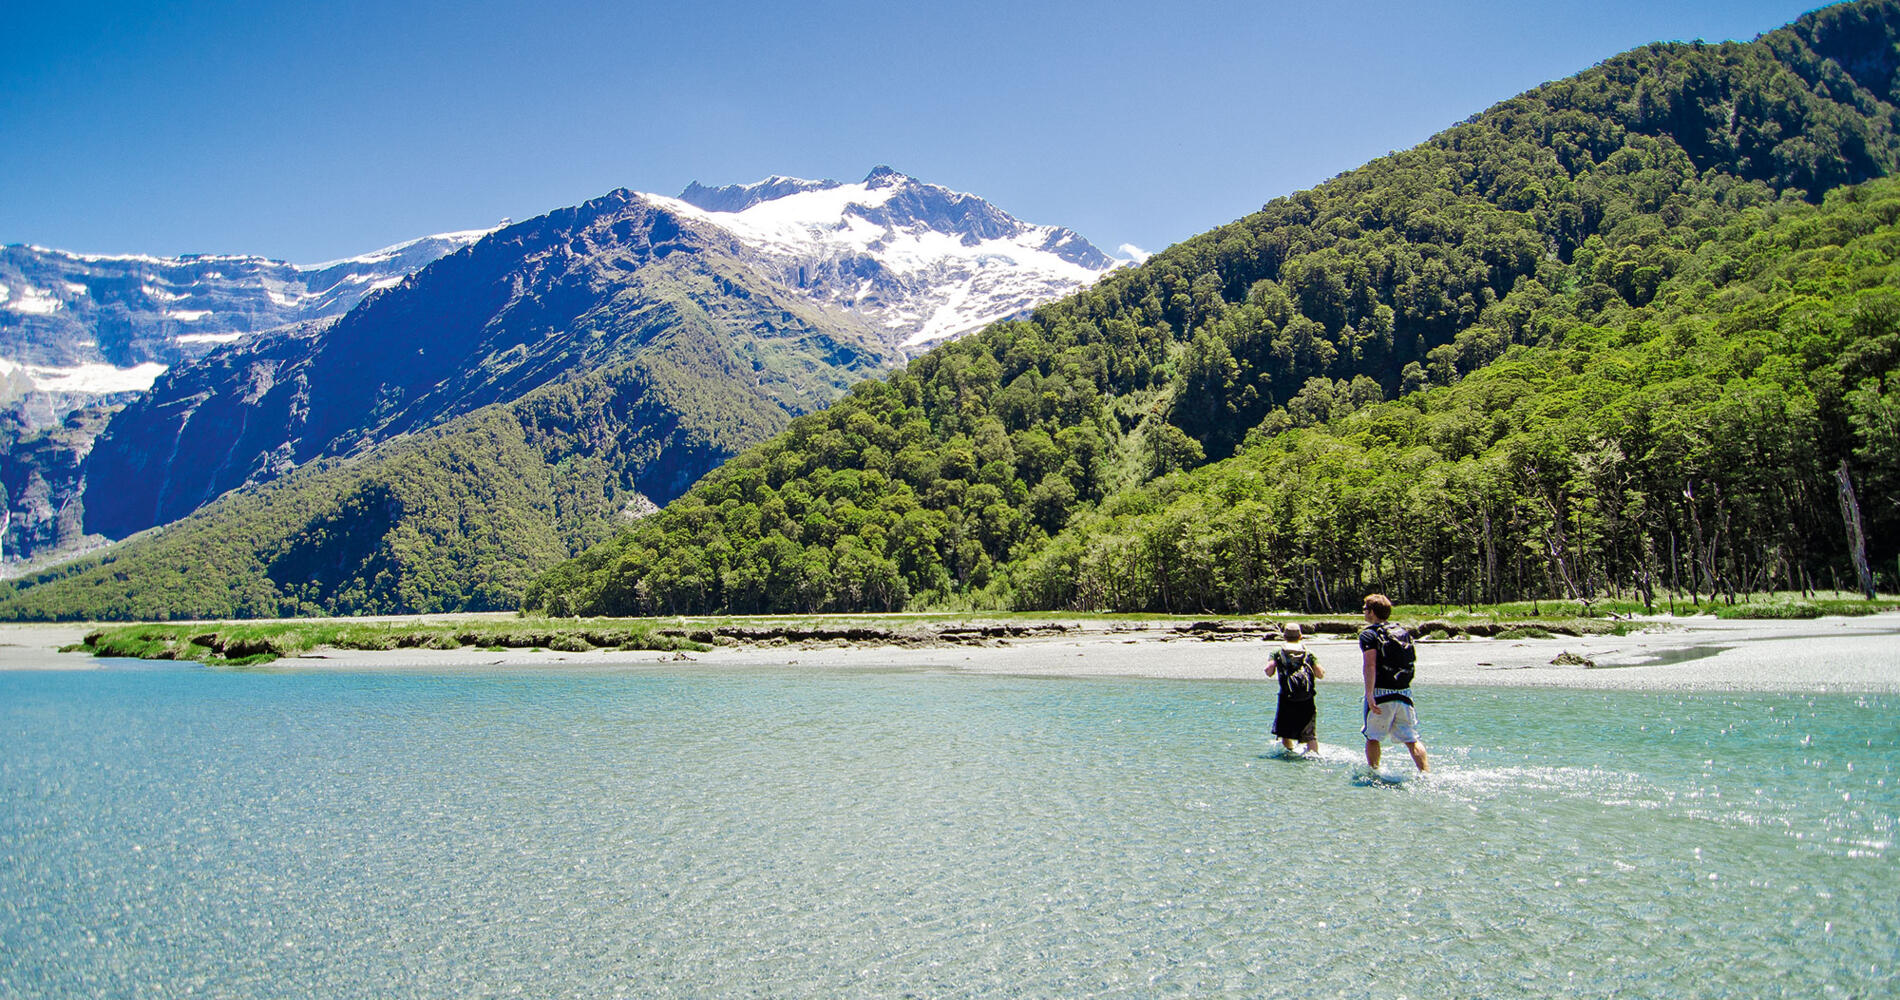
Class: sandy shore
0,625,100,671
11,613,1893,693
668,613,1900,692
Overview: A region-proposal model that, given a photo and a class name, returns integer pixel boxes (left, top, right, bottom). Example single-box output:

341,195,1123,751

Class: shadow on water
1350,768,1416,789
1592,644,1730,669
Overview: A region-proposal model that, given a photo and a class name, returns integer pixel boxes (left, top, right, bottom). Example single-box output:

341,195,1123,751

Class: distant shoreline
9,613,1898,693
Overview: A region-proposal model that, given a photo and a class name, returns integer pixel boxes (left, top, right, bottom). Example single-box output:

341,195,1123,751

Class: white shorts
1362,695,1420,744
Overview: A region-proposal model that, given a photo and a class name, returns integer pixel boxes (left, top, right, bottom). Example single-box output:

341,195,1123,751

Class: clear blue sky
0,0,1825,263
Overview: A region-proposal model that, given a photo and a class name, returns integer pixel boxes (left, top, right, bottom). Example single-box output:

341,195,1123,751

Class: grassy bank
1403,593,1900,622
72,620,711,666
1708,596,1900,619
69,595,1898,666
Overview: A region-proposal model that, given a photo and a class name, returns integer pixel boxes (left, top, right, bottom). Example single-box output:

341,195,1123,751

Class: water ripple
0,668,1893,998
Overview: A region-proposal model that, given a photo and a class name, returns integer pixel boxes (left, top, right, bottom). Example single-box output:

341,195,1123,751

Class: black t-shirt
1359,623,1412,689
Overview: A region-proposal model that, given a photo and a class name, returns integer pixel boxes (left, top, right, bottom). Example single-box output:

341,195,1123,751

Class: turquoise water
1,663,1894,999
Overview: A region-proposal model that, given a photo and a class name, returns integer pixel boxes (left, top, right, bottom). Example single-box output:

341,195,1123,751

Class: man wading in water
1360,594,1428,772
1265,622,1324,755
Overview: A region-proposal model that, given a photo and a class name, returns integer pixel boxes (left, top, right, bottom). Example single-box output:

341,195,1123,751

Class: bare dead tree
1836,459,1876,600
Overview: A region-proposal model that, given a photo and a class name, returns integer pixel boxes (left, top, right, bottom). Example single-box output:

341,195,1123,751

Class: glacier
655,167,1125,349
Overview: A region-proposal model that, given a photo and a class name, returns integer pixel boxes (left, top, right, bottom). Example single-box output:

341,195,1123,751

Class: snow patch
174,332,245,345
645,180,903,260
297,227,495,270
165,309,212,322
63,282,87,296
6,286,61,315
18,361,168,395
143,283,187,302
266,286,311,307
40,247,190,266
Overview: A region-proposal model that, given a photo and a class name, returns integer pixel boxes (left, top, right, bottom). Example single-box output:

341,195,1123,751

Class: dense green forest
524,2,1900,616
1005,180,1900,611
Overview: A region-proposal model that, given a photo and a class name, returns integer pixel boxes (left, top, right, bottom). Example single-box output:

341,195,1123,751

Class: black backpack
1277,647,1316,701
1374,624,1416,689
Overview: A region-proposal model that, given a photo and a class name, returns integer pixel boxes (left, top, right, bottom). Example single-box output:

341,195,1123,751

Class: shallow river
2,661,1894,998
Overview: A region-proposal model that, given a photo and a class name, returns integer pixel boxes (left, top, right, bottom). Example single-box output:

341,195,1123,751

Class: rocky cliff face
0,406,113,564
0,231,489,565
0,231,490,428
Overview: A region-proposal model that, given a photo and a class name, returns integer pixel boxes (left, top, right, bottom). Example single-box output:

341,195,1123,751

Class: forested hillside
1004,178,1900,611
0,352,778,619
524,1,1900,616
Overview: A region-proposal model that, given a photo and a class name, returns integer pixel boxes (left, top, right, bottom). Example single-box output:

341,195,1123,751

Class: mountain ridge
0,167,1122,610
653,166,1121,347
78,188,902,541
68,170,1121,553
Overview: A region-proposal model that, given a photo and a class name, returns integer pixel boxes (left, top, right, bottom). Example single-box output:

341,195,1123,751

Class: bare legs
1365,740,1429,772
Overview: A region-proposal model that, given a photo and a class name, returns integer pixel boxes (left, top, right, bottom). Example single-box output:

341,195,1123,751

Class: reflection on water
0,664,1893,999
1594,643,1731,668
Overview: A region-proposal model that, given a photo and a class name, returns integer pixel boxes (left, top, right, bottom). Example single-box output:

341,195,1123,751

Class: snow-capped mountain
0,229,493,426
656,166,1123,348
1,167,1115,428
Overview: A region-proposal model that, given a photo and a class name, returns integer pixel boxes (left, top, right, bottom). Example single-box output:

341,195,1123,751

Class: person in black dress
1266,622,1324,754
